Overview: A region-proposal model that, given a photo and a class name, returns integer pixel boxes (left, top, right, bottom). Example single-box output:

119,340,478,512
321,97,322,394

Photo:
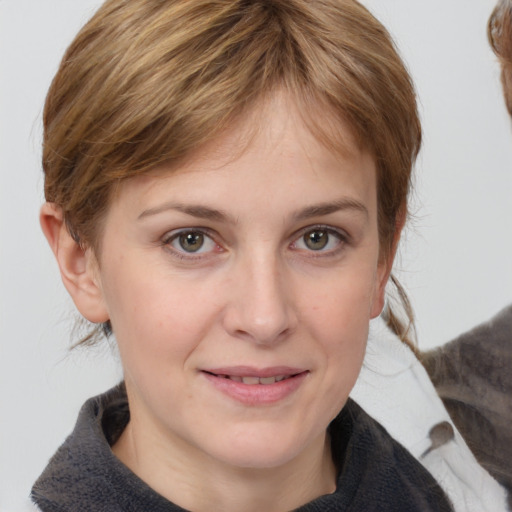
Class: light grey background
1,0,511,509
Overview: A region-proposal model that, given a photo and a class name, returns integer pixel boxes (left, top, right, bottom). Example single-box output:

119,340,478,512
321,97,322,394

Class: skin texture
41,95,395,512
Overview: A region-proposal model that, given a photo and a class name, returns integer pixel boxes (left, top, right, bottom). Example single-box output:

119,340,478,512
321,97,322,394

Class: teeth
224,375,290,385
241,376,260,385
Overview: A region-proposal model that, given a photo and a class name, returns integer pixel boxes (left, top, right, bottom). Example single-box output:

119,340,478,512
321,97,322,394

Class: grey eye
165,229,218,257
303,230,329,251
292,227,344,254
178,232,205,252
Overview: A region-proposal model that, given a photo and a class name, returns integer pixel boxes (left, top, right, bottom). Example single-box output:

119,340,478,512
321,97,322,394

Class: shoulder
31,384,128,511
342,400,452,511
298,400,453,512
31,383,182,512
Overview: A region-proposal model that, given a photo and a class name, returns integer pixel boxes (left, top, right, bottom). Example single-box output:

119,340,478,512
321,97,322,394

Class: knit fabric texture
32,384,453,511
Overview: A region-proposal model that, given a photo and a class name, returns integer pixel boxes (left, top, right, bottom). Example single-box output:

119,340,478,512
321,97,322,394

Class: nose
221,254,298,346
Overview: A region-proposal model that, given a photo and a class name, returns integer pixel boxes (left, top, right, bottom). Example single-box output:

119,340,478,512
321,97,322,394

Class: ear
40,203,109,324
370,208,406,319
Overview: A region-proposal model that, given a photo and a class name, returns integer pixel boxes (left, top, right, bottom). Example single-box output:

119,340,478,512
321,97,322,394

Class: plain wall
1,0,511,509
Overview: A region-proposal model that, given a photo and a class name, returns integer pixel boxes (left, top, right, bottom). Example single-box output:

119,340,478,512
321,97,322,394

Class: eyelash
160,225,349,261
290,225,348,257
161,228,222,261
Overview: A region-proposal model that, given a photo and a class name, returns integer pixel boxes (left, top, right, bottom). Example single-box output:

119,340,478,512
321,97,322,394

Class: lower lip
202,371,309,405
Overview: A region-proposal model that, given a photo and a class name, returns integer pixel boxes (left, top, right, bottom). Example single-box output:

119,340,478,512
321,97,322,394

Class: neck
113,416,337,512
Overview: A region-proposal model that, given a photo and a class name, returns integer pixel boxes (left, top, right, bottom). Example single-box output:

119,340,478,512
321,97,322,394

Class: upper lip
201,366,307,378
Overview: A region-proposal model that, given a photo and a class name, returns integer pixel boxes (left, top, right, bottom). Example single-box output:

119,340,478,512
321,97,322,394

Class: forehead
158,93,369,178
110,93,377,219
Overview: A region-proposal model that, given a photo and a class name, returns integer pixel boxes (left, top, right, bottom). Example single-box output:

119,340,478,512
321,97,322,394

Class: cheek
300,264,377,364
300,279,372,421
305,264,379,325
100,259,219,364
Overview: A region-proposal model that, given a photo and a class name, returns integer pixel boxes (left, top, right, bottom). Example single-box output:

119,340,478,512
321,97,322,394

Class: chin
206,424,321,470
218,446,303,470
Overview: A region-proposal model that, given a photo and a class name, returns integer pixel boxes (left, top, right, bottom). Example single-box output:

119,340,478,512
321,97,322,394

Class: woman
31,0,455,510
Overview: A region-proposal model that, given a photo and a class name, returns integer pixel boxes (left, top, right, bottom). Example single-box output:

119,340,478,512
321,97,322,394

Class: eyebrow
293,199,368,222
137,198,368,223
138,203,230,222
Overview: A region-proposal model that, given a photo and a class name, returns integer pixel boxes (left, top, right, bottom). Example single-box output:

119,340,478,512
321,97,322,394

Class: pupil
179,232,204,252
305,230,328,250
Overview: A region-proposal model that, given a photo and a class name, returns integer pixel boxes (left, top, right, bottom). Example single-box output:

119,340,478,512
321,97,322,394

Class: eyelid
161,226,216,244
161,227,223,259
294,224,349,241
159,224,349,261
290,224,349,254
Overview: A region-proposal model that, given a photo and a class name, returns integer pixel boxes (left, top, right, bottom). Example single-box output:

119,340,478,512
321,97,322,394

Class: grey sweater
31,384,452,511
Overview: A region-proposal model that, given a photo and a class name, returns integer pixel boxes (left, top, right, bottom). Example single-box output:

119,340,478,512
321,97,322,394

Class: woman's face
91,96,389,471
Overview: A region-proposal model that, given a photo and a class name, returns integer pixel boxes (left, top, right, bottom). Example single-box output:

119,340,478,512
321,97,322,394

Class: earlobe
370,252,396,319
40,203,110,324
370,267,388,319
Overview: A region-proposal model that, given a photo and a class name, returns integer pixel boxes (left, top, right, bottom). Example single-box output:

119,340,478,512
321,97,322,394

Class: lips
203,366,306,382
201,367,309,405
205,373,295,385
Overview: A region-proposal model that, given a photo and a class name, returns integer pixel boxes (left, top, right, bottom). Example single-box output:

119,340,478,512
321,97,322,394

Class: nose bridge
223,247,296,345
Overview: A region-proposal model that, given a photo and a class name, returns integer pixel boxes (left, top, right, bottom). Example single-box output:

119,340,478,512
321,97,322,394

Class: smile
201,368,309,405
206,373,295,385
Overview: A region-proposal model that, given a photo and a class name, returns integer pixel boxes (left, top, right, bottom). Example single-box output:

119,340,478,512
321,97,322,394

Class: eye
165,230,218,255
303,230,330,251
292,227,345,253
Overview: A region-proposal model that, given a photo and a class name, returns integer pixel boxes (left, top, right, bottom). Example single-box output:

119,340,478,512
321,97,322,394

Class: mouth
200,367,309,404
203,372,304,385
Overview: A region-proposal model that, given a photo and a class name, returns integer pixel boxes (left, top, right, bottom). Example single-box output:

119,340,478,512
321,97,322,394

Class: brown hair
489,0,512,115
42,0,421,345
